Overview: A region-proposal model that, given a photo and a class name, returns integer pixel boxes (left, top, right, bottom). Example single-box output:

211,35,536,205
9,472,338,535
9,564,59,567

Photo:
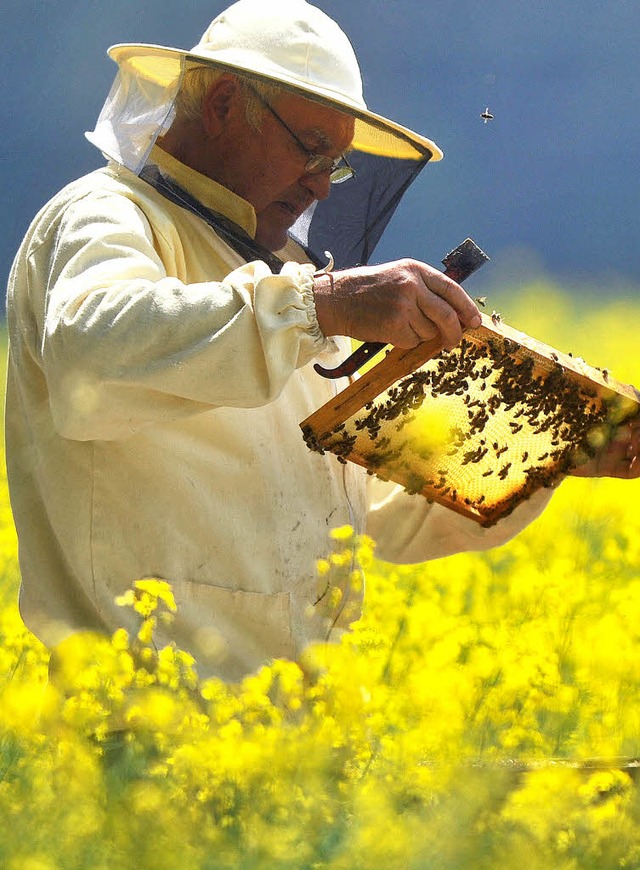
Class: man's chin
255,226,290,254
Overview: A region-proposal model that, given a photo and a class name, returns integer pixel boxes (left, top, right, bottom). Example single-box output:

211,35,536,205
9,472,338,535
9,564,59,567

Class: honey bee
498,462,512,480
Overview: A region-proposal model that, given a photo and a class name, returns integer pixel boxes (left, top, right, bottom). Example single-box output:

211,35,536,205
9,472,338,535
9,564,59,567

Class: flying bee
491,310,502,325
480,107,494,123
475,296,487,308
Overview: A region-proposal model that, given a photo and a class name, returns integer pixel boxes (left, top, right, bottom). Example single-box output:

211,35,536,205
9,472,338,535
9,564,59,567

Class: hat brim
108,43,443,162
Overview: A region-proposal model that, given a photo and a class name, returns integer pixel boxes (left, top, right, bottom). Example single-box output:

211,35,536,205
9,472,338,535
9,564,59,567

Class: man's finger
414,291,464,349
417,266,482,328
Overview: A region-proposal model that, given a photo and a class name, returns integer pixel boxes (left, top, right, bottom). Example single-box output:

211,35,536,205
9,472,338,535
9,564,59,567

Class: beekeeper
6,0,639,680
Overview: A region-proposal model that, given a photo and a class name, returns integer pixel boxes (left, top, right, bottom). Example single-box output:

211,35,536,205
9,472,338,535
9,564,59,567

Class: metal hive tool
301,313,640,527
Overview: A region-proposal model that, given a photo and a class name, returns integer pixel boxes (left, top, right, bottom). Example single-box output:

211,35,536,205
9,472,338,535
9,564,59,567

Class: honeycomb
302,314,640,526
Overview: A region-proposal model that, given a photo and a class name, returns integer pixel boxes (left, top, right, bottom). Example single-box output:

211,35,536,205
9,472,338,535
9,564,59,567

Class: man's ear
202,75,242,136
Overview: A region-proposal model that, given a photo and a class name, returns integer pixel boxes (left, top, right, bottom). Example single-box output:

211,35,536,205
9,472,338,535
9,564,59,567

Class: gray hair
175,66,284,128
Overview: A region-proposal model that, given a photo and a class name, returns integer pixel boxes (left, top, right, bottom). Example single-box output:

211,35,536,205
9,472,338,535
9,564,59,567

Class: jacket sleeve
365,476,555,563
37,189,327,440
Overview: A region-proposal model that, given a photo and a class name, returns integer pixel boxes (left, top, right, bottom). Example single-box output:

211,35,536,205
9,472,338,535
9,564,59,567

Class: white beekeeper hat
86,0,442,173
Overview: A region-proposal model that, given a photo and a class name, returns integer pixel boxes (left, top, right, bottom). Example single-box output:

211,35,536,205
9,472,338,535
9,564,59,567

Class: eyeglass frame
243,83,356,185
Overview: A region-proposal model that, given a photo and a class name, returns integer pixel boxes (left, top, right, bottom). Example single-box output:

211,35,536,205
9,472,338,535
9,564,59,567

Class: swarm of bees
302,325,640,527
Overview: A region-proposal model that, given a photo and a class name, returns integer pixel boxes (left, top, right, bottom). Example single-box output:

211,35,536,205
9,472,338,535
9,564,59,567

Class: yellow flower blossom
1,299,640,866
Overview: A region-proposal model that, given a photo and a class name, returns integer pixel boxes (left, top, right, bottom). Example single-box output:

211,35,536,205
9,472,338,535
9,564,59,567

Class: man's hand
313,259,482,351
570,416,640,479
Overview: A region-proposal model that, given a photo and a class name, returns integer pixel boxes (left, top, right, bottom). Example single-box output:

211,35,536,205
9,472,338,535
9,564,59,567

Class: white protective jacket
5,147,552,680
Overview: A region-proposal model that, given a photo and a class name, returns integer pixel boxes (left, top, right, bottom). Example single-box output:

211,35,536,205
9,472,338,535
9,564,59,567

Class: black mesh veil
290,150,431,270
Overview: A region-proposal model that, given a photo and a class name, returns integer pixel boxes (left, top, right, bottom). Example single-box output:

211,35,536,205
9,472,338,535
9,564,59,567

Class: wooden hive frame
301,313,640,527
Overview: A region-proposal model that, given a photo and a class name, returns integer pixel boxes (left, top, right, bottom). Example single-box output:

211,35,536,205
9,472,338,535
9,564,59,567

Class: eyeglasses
245,84,355,184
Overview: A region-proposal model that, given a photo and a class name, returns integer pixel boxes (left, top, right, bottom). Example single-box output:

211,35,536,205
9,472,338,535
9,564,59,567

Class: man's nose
300,170,332,201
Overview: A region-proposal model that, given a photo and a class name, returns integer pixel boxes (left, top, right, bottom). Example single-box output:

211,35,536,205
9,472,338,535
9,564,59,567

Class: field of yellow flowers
2,286,640,869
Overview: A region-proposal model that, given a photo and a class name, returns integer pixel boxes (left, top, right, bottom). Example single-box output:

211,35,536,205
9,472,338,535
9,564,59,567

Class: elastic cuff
296,262,327,346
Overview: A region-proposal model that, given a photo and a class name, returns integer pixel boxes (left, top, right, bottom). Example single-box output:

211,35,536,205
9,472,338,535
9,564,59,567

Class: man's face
213,90,355,251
